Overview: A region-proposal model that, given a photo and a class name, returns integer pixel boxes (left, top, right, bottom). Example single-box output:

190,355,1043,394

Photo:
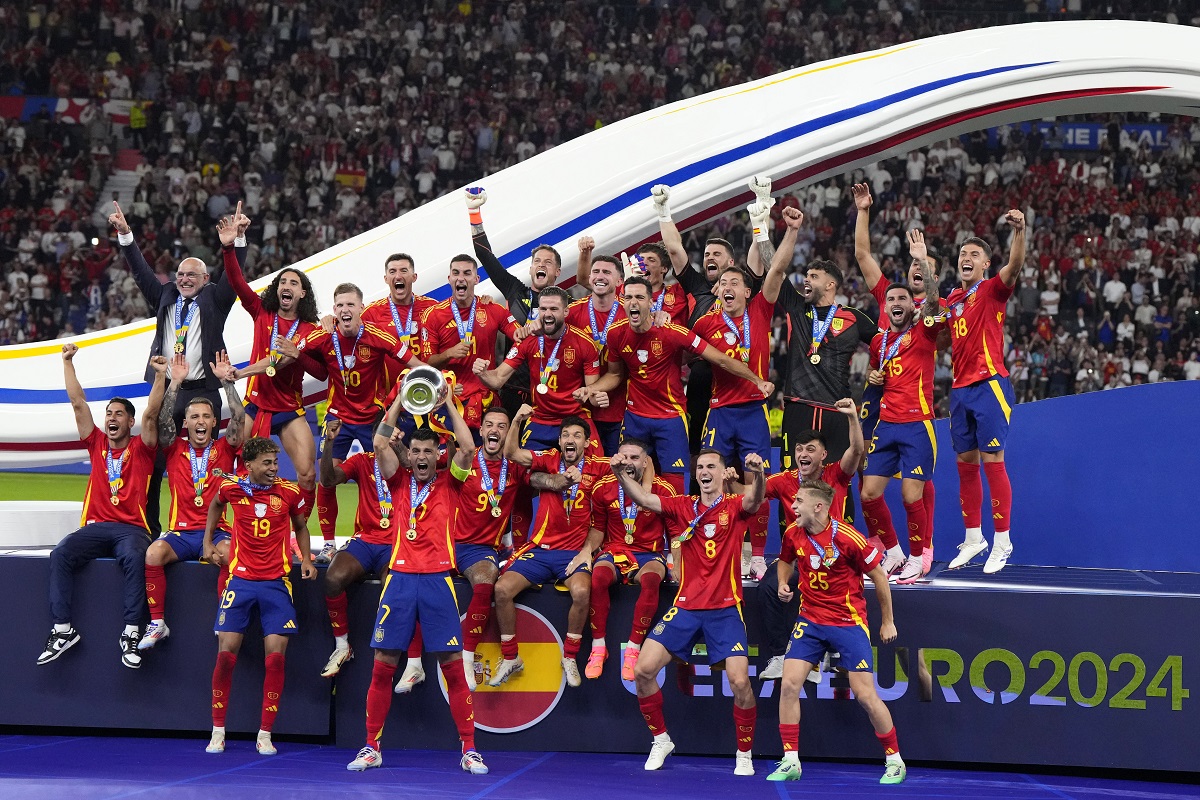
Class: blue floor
0,736,1196,800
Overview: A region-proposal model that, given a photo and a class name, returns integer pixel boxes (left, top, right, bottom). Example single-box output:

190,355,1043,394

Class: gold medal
110,495,120,505
625,533,634,545
173,342,185,354
194,495,204,507
923,316,935,327
265,365,277,377
536,383,549,395
406,528,417,541
380,517,390,529
490,505,502,518
809,353,821,365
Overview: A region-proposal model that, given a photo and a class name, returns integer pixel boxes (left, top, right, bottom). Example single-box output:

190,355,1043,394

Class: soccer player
346,397,487,775
566,251,627,455
590,276,771,494
361,252,438,378
488,407,609,688
423,254,520,431
38,346,165,668
473,286,602,453
942,210,1027,573
769,480,904,785
267,283,427,561
860,284,946,584
140,352,245,652
692,264,777,577
614,448,765,776
452,406,530,688
585,438,677,681
759,206,878,464
202,437,316,756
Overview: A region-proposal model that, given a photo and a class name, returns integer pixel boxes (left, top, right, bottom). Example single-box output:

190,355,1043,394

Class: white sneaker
983,544,1013,574
315,542,337,564
892,555,924,585
760,655,784,681
645,737,675,770
562,656,582,687
37,627,80,665
205,728,225,754
947,540,988,569
488,656,524,687
138,620,169,650
394,658,426,694
734,749,755,776
749,556,768,581
461,750,489,775
347,746,382,771
119,631,143,669
322,645,353,678
256,730,277,756
880,548,905,576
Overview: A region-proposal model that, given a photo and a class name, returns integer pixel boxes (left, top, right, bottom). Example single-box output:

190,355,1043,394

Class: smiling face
637,249,667,288
246,449,279,485
558,423,589,464
958,242,991,285
790,487,827,529
529,247,561,291
479,410,509,457
907,258,927,296
717,269,751,316
183,400,216,446
275,269,306,315
385,257,416,304
537,293,567,337
333,291,364,335
885,287,915,331
175,258,209,299
792,438,828,480
588,259,620,300
694,451,725,497
622,282,652,331
614,442,648,482
103,401,135,445
448,259,478,306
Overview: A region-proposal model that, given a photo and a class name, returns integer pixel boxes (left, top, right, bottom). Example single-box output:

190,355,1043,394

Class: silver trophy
400,366,449,415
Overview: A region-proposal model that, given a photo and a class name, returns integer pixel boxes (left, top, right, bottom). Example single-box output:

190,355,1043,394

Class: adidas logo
284,620,297,630
447,636,460,647
993,512,1003,519
912,466,923,475
470,626,483,635
672,459,686,467
988,438,1000,447
623,345,633,353
731,643,745,652
857,660,869,669
266,704,278,713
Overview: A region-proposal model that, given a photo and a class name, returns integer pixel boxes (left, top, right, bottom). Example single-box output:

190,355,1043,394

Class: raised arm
851,183,884,290
997,209,1028,287
835,398,866,474
611,453,664,513
473,357,516,391
575,236,596,289
467,187,523,300
745,175,774,277
109,202,162,308
210,351,246,449
371,397,404,478
651,184,690,274
158,353,189,443
319,419,351,487
61,344,94,440
141,356,168,448
503,404,535,467
740,453,765,513
218,208,263,315
761,207,804,304
445,398,476,472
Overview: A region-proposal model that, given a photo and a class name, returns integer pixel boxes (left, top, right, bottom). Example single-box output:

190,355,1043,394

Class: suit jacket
123,238,242,388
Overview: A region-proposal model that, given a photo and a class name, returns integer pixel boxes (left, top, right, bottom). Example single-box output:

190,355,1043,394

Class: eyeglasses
176,271,205,280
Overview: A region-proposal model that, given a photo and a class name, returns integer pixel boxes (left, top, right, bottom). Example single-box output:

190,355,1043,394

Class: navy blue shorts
784,614,874,671
215,577,297,636
648,605,749,664
864,420,937,481
504,547,590,585
342,537,394,576
244,403,306,437
859,383,884,442
950,376,1014,455
456,542,502,573
331,420,376,460
595,420,622,457
701,401,771,470
595,549,666,583
622,411,690,474
521,420,562,453
160,528,229,561
372,571,463,653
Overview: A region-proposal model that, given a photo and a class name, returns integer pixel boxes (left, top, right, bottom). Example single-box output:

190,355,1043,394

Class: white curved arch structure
2,20,1198,467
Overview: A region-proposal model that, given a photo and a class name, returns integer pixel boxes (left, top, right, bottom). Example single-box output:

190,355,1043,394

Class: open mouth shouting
106,420,122,436
413,455,434,479
561,441,579,462
705,260,719,279
191,422,211,443
391,278,408,299
279,287,295,308
889,303,908,326
721,290,737,310
453,278,470,300
797,454,815,477
484,430,502,453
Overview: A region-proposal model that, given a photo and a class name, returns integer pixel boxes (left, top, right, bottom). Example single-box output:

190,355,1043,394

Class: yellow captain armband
449,459,472,482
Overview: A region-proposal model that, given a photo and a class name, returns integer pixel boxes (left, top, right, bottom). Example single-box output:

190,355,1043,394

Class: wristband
469,209,483,225
753,225,769,242
375,422,396,440
656,202,672,221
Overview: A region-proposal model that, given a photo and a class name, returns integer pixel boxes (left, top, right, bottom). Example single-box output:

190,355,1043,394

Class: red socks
589,567,615,640
748,507,767,558
779,722,800,753
216,565,230,597
260,652,285,732
662,473,686,495
501,636,519,661
876,726,900,757
903,499,927,557
956,461,982,529
564,633,582,659
407,625,423,660
983,461,1012,531
922,480,936,550
299,484,316,519
638,689,667,736
442,659,476,752
211,650,236,726
316,484,338,543
630,572,662,646
145,564,166,621
365,660,398,748
861,495,898,550
463,583,495,653
325,591,349,638
733,704,757,753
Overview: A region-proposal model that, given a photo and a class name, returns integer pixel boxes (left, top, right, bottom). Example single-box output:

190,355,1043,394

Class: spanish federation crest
651,340,663,357
718,509,730,527
357,345,372,360
564,347,576,367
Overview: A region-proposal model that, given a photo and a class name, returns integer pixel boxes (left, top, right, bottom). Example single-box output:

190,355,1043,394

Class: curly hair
261,268,319,323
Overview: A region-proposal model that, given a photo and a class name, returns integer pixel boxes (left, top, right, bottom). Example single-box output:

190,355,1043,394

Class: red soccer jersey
362,295,437,400
527,451,609,551
340,452,401,547
692,292,773,408
220,477,305,581
503,326,601,425
870,282,928,329
590,474,677,553
604,320,707,419
764,462,852,528
780,518,881,629
243,312,320,413
653,282,689,327
869,320,945,423
422,297,518,426
454,452,530,548
164,437,240,531
566,298,628,425
299,323,408,424
387,466,464,574
660,493,752,610
945,276,1013,389
80,427,156,530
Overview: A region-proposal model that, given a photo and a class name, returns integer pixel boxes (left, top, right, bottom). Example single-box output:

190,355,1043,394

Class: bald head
175,257,209,298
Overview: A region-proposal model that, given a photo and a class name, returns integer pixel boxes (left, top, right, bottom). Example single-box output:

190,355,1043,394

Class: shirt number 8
704,539,717,559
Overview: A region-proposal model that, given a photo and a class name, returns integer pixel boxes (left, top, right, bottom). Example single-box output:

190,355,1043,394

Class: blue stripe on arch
3,61,1051,405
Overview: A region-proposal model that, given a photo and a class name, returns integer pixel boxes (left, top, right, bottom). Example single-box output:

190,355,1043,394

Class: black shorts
781,400,851,465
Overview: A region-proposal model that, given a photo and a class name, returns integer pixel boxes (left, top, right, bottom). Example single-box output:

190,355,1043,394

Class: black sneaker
120,631,143,669
37,627,81,665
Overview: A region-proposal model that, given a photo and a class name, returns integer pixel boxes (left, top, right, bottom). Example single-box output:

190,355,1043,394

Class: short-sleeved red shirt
80,427,156,530
220,478,306,581
604,320,707,419
503,326,601,425
386,466,464,574
164,437,240,531
566,298,627,425
590,473,677,553
692,292,773,407
526,451,609,551
300,323,407,424
764,462,852,528
454,452,530,548
780,518,881,629
659,493,752,610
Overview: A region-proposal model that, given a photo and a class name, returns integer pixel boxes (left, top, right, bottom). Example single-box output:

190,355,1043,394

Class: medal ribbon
879,321,914,367
651,288,666,315
808,303,839,356
237,476,274,497
451,296,477,345
588,297,619,347
269,314,301,368
477,449,508,511
332,325,364,381
173,295,199,353
537,334,564,391
953,280,985,317
373,456,393,522
677,497,713,542
188,442,213,500
105,446,129,500
409,474,434,532
618,484,638,539
388,298,416,348
721,309,751,362
806,519,841,568
559,459,580,518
